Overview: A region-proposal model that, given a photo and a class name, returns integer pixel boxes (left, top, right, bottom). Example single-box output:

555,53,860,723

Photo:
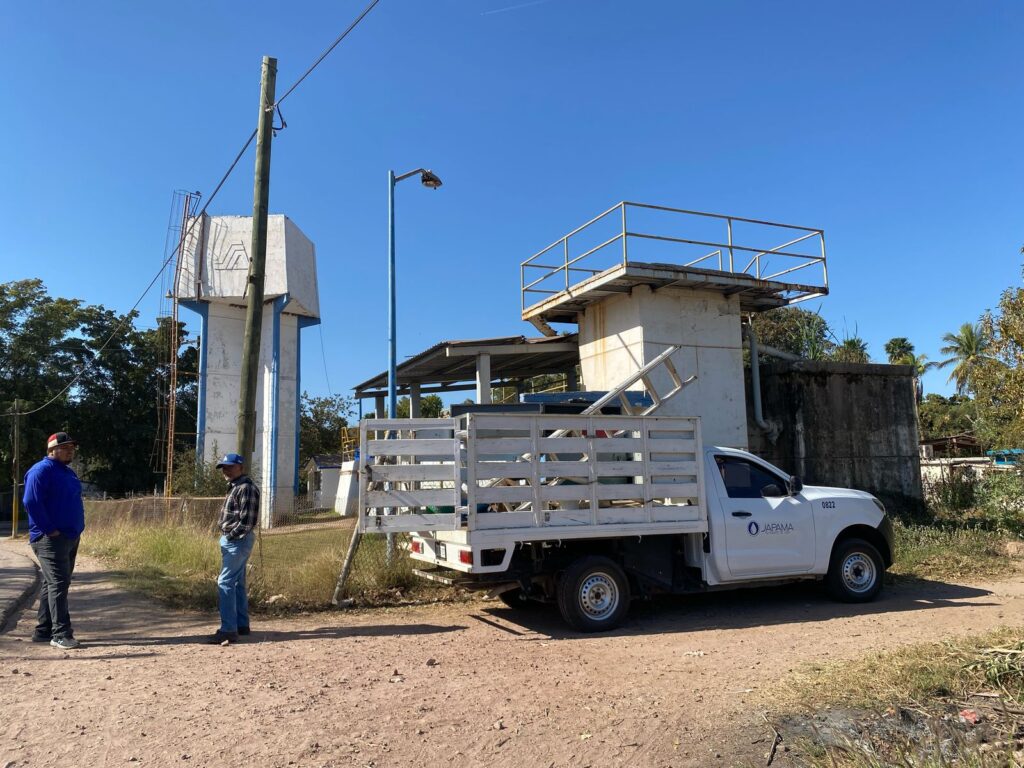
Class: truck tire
827,538,884,603
557,556,630,632
498,588,541,610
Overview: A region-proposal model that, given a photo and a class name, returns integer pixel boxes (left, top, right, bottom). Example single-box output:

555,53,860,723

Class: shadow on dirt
475,576,997,640
16,571,467,648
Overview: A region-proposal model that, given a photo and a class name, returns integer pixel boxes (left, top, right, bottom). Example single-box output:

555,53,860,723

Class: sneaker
31,633,51,643
237,626,250,636
206,630,238,645
50,637,80,650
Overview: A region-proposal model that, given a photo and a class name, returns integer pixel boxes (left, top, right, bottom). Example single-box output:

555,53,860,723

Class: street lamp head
420,170,443,189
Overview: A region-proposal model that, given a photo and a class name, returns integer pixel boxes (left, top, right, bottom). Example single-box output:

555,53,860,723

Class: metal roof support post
375,394,386,419
409,382,421,418
387,169,398,420
476,353,492,404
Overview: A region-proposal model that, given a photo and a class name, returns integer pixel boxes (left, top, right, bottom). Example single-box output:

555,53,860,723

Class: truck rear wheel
827,538,883,603
557,556,630,632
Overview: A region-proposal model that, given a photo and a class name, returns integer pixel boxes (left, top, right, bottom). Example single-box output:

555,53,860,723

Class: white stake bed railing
358,413,708,539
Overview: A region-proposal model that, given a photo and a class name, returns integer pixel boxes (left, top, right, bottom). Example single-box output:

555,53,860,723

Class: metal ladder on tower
484,344,697,494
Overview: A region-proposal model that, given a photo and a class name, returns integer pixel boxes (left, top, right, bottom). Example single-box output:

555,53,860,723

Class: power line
275,0,382,107
4,0,383,420
318,324,334,396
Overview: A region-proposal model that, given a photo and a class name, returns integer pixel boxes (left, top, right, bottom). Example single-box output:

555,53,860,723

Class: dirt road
2,548,1022,768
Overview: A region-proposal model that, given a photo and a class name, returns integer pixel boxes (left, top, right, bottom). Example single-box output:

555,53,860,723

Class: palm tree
906,353,937,403
832,336,870,364
937,322,992,396
884,337,914,364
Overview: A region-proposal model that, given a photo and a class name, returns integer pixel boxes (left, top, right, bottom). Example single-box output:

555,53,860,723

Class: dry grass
768,628,1024,768
773,627,1024,713
80,519,448,613
891,521,1015,582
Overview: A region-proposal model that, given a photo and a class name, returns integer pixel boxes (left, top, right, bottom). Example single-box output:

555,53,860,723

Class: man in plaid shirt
208,452,260,644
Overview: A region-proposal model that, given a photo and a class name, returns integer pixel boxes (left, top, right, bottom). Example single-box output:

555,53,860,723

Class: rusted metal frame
761,257,826,282
625,231,821,263
522,264,605,296
622,201,823,233
683,249,723,269
565,233,626,268
621,202,628,265
521,201,624,269
740,230,822,275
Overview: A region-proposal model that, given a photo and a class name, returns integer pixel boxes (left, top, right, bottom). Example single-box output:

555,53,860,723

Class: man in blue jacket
23,431,85,650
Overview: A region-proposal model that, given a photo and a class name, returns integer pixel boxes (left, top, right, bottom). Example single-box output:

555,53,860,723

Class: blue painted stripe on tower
180,300,210,462
268,295,287,516
295,316,321,495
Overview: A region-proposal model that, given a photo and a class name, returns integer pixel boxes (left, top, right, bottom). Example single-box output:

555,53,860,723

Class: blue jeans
217,532,254,633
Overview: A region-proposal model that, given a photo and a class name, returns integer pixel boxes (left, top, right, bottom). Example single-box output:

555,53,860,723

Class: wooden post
236,56,277,468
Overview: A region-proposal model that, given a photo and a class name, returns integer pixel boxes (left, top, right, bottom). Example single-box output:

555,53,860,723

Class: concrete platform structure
175,214,321,526
521,202,828,449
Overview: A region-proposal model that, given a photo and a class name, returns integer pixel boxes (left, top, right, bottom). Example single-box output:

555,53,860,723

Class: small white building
303,455,342,510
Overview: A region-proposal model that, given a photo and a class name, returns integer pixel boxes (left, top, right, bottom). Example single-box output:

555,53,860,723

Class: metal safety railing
520,201,828,312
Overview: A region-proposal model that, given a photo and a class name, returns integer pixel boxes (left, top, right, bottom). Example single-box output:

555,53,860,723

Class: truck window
716,456,785,499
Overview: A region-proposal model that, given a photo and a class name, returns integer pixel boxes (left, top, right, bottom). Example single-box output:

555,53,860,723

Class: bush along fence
921,465,1024,537
80,495,449,613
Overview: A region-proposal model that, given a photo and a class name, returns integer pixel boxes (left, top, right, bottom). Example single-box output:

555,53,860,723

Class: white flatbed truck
358,413,894,632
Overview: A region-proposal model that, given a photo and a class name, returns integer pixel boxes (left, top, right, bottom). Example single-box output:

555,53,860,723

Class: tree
971,288,1024,448
0,280,198,495
883,337,914,364
906,353,937,403
396,394,444,418
937,321,993,396
750,307,833,359
831,336,870,364
298,392,354,466
918,394,977,442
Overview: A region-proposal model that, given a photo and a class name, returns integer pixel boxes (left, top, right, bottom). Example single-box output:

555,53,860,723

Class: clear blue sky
2,0,1021,404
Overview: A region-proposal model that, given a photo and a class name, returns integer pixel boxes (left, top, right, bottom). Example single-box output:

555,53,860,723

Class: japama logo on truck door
747,521,794,536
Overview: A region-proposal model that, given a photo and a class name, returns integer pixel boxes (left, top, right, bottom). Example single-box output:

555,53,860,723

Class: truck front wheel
557,556,630,632
827,538,884,603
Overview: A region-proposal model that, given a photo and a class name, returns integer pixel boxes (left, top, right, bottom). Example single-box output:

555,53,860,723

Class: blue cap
216,452,244,468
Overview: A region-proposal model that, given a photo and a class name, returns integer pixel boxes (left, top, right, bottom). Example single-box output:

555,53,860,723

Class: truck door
710,454,816,578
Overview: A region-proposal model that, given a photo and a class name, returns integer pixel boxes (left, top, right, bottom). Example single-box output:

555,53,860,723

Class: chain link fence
79,493,448,611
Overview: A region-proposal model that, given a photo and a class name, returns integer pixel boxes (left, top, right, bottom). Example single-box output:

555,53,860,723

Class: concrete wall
578,285,748,448
746,361,924,514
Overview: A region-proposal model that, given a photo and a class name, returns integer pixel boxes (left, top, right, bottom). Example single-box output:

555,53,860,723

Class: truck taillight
459,549,472,565
411,540,423,554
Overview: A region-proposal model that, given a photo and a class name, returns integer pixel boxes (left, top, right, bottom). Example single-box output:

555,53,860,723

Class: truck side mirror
788,476,803,495
761,483,784,498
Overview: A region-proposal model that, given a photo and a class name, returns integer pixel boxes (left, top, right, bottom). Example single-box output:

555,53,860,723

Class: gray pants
30,535,79,640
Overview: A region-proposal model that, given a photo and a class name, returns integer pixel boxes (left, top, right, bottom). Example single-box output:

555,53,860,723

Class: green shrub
975,471,1024,535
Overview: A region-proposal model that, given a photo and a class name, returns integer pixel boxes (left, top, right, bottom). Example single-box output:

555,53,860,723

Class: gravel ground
2,541,1022,768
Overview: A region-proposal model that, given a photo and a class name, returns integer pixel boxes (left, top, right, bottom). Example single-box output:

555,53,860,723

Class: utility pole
10,400,20,538
236,56,277,467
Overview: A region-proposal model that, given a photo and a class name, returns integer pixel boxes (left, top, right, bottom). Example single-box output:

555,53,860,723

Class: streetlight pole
387,168,442,418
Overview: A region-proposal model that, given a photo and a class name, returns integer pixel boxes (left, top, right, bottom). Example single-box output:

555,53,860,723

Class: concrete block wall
578,285,748,448
746,361,924,515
